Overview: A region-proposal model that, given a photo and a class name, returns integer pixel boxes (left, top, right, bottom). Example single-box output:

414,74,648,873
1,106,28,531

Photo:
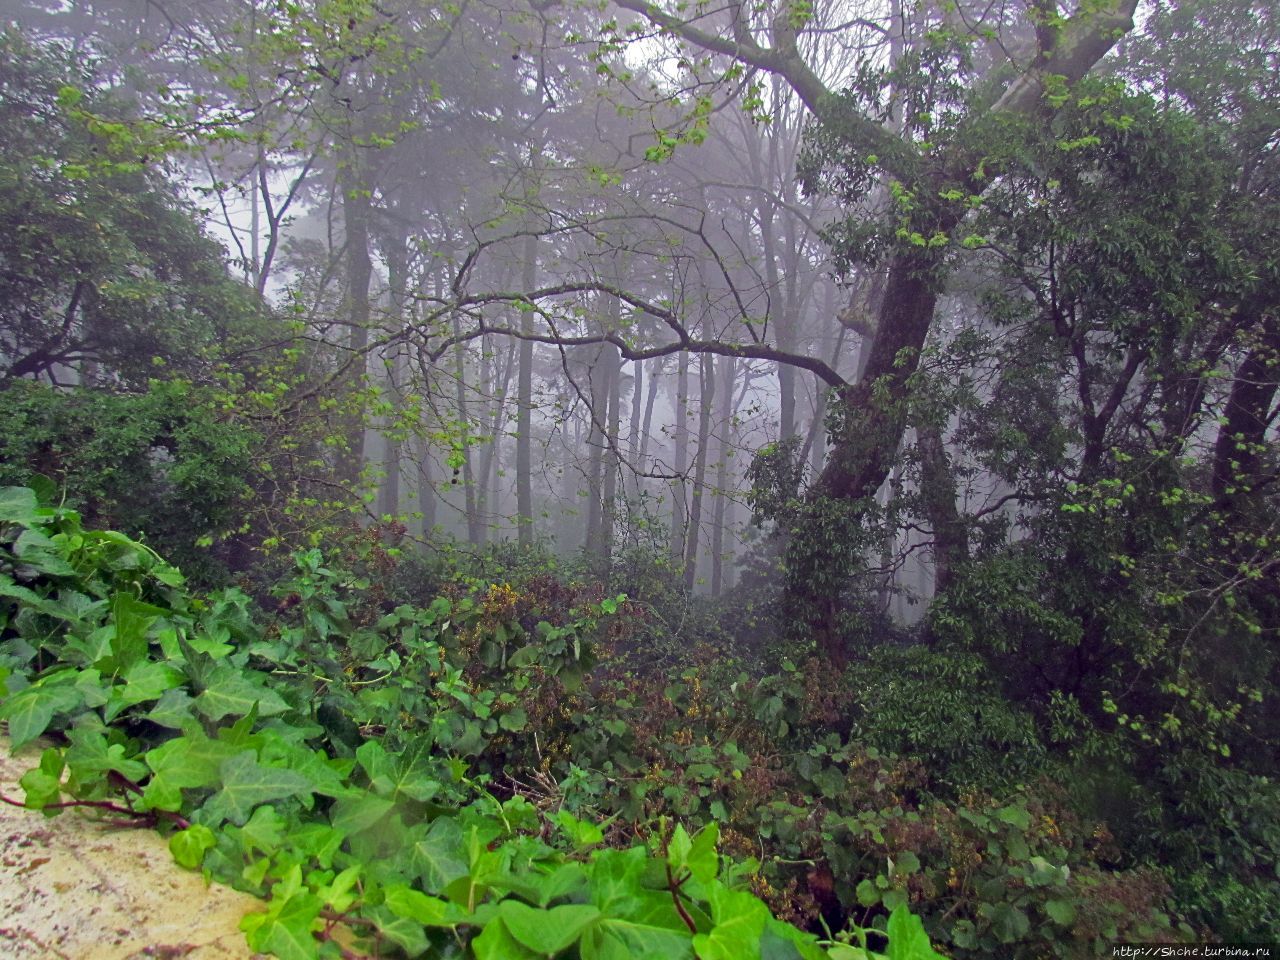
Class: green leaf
142,731,238,810
408,815,469,892
169,824,216,869
692,883,768,960
193,663,289,721
885,904,947,959
1045,899,1076,926
19,748,65,809
556,809,604,848
668,821,718,883
64,726,148,783
499,901,601,954
242,887,322,960
856,878,880,907
329,793,395,836
472,919,541,960
0,486,40,524
995,804,1031,830
105,593,165,670
145,687,197,728
499,706,528,731
366,905,430,957
201,750,314,826
384,885,463,927
1,683,79,748
983,901,1030,945
104,660,184,721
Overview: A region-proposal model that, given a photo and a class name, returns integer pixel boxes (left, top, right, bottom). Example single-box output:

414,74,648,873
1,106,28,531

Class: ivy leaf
18,748,65,809
692,883,768,960
329,793,395,836
104,660,184,721
556,809,604,848
668,821,719,883
169,824,216,869
472,919,540,960
241,878,322,960
384,885,465,927
408,815,469,892
104,592,165,671
201,750,314,826
365,905,430,957
143,730,238,806
145,687,197,728
1,682,79,748
64,726,147,783
193,663,289,721
498,901,601,954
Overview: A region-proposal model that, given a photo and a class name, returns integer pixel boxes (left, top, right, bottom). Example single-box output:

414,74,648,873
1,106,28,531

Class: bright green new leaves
170,823,217,869
241,865,323,960
498,901,602,954
693,883,769,960
668,821,719,883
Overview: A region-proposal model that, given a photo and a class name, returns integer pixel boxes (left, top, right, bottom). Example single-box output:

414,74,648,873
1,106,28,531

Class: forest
0,0,1276,957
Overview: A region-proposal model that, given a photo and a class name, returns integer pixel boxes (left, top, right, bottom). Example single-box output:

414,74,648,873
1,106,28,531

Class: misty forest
0,0,1276,956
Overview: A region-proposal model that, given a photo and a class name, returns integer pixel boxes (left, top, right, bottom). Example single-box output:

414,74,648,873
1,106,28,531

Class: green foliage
0,30,270,385
0,380,257,584
0,485,949,959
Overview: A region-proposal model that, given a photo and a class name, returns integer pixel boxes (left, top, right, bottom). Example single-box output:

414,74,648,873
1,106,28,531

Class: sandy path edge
0,734,265,959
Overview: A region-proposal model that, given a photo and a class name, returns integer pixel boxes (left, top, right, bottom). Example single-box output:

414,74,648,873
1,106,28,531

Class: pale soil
0,736,263,960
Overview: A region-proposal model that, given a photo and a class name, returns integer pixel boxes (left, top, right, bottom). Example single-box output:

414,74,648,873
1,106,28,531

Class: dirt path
0,737,263,959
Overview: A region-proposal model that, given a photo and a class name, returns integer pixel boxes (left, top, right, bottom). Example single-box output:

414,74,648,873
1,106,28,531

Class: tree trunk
452,315,483,545
517,232,536,547
670,351,690,563
336,167,372,489
710,354,737,596
684,353,715,591
639,357,661,469
600,344,622,578
917,421,966,596
584,343,609,558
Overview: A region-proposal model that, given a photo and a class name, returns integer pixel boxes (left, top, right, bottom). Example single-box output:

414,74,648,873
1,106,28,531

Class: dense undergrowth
0,482,1271,956
0,483,945,959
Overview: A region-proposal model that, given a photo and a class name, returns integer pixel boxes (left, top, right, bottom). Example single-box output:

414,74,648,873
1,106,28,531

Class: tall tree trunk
600,344,622,578
639,357,661,468
337,166,372,489
584,343,608,558
452,315,482,545
517,232,536,547
710,354,737,596
670,351,691,563
379,233,410,520
789,244,951,662
477,339,517,540
629,358,644,498
684,353,715,591
1212,314,1279,504
917,421,966,596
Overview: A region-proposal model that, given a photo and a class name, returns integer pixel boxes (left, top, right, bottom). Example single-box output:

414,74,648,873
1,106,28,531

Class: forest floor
0,736,261,959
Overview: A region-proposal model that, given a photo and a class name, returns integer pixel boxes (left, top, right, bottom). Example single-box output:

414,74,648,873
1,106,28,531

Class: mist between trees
0,0,1277,951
